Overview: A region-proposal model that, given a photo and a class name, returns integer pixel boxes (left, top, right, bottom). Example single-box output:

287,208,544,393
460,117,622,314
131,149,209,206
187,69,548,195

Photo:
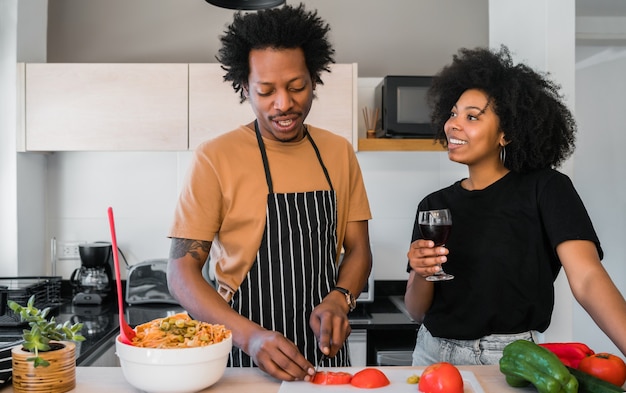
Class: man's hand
246,328,315,381
309,291,352,358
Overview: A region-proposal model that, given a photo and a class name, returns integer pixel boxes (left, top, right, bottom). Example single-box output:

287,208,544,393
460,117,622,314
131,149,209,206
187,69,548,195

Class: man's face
245,47,314,142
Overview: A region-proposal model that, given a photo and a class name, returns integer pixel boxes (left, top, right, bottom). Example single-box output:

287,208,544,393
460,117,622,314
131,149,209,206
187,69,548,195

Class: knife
314,354,327,376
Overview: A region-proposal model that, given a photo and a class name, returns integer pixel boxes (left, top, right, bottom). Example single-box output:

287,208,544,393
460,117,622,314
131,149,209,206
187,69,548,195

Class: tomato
578,353,626,387
350,368,390,388
311,371,352,385
418,362,464,393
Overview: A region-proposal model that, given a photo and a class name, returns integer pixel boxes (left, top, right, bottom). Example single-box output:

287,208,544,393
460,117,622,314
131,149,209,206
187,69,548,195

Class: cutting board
278,367,485,393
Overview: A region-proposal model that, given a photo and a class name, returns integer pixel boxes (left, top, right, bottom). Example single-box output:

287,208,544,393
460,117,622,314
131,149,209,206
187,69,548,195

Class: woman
405,45,626,365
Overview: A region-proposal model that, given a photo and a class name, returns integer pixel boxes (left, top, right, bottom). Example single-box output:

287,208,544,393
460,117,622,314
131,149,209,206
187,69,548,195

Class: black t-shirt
408,168,602,339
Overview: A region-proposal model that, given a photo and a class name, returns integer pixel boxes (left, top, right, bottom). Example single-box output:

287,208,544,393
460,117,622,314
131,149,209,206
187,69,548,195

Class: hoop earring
500,145,506,165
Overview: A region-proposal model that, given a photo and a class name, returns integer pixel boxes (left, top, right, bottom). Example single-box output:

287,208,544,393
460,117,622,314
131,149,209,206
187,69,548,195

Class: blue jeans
411,324,541,366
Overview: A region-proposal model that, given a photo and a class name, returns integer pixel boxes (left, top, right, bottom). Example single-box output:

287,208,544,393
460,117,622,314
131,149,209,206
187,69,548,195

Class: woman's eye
257,90,272,97
289,85,305,92
467,114,478,121
449,111,457,118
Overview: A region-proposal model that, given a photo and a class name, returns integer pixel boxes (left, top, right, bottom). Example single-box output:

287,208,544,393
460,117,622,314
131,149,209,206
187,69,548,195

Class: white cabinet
17,63,357,152
18,63,188,151
348,329,367,367
189,63,357,150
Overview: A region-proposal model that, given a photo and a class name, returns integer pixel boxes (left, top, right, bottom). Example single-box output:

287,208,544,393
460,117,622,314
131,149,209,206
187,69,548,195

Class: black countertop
0,280,417,366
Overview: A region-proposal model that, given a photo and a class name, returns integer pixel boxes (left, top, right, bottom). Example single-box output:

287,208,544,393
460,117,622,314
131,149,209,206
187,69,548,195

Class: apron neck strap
254,120,274,194
254,120,334,193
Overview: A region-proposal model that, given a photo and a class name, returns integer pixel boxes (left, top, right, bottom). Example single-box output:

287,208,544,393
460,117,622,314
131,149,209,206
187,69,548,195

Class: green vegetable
567,366,625,393
8,295,85,368
499,339,578,393
406,374,419,384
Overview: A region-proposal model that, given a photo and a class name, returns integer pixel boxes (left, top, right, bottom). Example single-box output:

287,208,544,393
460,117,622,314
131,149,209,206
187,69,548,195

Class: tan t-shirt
169,125,371,293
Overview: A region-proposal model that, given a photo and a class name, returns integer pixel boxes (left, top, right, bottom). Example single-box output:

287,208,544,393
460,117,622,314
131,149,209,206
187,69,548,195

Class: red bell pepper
539,342,595,368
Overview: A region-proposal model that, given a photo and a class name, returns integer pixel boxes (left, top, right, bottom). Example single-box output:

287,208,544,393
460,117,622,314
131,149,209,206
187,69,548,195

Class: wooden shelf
357,138,445,151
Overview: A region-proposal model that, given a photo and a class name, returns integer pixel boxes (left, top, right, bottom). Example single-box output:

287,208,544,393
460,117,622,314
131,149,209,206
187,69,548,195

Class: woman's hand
407,239,449,279
404,239,446,321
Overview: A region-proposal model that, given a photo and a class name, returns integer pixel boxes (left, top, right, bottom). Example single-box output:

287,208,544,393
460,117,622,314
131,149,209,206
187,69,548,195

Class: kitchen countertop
56,299,187,365
0,365,529,392
0,289,185,366
0,280,417,366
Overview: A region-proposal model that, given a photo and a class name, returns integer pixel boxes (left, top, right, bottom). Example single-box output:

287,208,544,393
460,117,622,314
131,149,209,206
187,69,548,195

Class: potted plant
7,295,85,393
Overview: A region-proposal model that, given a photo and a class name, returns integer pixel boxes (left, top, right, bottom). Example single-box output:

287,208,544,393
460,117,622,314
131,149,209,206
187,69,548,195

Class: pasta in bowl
115,313,232,393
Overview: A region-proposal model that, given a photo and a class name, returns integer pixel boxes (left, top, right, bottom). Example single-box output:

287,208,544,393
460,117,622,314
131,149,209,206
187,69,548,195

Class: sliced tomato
311,371,352,385
350,368,391,388
419,362,464,393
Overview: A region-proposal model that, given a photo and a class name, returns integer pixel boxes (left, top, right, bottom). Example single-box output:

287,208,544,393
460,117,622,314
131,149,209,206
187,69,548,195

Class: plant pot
11,341,76,393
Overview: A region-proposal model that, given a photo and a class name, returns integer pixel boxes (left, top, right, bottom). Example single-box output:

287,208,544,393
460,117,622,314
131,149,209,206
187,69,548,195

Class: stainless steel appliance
125,259,179,305
70,242,114,305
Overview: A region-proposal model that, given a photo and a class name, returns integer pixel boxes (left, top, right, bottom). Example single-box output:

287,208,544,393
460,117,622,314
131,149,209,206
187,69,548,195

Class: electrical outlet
58,241,83,260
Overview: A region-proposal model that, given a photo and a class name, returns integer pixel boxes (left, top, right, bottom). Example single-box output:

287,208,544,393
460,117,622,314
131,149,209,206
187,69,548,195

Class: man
167,4,372,382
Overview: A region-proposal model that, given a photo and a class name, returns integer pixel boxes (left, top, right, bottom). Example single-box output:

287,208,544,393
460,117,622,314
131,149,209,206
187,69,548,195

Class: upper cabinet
18,63,189,151
17,62,441,152
188,63,357,150
17,63,357,152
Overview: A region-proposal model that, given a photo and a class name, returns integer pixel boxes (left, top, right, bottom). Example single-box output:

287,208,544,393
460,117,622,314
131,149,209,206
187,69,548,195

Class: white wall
1,0,48,277
45,151,188,278
489,0,577,345
0,0,20,276
574,46,626,354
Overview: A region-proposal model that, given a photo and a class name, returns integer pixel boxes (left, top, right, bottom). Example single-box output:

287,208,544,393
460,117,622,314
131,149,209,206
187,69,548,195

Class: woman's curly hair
216,3,335,103
428,45,576,173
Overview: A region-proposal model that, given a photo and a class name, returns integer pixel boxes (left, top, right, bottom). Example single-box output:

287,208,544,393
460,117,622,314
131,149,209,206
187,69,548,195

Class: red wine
419,224,452,246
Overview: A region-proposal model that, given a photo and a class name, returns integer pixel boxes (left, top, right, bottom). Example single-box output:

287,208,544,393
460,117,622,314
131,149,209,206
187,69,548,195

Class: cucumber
566,366,625,393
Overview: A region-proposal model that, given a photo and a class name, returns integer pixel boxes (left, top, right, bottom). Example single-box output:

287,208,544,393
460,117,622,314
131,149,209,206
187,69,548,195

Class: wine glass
418,208,453,281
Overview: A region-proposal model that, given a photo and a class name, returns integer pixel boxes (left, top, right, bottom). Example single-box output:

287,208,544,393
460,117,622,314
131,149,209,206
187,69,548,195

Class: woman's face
444,89,505,168
245,47,314,142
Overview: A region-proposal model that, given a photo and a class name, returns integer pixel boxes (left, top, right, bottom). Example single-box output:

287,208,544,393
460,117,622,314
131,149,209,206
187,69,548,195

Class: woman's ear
499,132,510,147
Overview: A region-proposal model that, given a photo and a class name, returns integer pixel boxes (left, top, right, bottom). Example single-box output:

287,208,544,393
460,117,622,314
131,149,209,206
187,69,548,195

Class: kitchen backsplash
47,149,465,281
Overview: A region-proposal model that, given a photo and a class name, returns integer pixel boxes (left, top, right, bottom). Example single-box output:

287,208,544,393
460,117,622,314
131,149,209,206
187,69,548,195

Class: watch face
347,293,356,310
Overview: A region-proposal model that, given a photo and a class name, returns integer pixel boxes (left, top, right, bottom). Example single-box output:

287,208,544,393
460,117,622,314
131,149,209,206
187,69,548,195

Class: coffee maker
70,242,114,305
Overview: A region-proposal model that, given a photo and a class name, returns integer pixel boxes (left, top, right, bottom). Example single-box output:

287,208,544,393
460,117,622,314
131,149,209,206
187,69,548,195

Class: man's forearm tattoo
170,238,211,263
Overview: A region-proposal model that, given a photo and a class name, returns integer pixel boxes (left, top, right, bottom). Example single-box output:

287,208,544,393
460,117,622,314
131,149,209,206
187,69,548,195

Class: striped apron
228,122,350,367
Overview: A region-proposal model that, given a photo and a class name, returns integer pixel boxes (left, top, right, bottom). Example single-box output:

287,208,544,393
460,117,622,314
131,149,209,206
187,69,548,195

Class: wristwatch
332,286,356,312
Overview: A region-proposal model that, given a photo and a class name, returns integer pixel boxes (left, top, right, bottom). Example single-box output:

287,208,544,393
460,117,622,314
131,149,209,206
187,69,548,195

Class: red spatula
107,206,136,345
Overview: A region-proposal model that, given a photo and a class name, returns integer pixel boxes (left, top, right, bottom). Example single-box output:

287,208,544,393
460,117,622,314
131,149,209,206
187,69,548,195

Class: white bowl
115,333,232,393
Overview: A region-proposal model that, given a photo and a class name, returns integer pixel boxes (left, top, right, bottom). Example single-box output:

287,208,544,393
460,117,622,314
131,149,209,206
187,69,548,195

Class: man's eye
257,90,272,96
290,86,305,92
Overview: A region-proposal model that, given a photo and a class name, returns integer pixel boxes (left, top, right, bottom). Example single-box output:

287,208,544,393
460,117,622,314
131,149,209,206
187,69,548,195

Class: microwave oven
375,75,435,139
